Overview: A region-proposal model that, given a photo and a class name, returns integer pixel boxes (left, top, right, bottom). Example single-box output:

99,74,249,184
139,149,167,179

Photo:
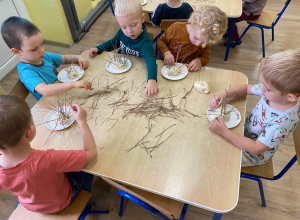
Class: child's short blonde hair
261,49,300,94
188,5,227,47
0,95,32,149
115,0,143,17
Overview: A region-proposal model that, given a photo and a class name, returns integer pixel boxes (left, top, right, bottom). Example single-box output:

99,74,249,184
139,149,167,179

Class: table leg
224,18,236,61
213,213,223,220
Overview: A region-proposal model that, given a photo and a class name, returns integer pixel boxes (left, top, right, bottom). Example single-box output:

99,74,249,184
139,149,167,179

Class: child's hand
71,80,92,90
77,56,89,70
146,79,159,97
187,58,201,72
89,48,98,58
209,94,224,109
209,117,228,136
71,104,87,123
163,51,175,66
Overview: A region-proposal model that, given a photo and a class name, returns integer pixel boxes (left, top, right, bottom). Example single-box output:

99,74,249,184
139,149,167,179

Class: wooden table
142,0,242,61
31,51,247,218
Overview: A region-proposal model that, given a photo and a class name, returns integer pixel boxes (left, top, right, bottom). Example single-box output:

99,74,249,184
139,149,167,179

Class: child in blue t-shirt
151,0,195,27
89,0,159,97
1,16,92,100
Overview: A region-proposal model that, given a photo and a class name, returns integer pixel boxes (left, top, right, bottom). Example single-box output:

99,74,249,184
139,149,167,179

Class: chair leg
119,196,125,217
260,28,265,57
213,213,223,220
241,173,266,207
272,27,274,41
108,0,115,16
79,210,109,220
179,204,189,220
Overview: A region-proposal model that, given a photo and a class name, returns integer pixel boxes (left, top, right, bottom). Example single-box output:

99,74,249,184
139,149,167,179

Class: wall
23,0,74,45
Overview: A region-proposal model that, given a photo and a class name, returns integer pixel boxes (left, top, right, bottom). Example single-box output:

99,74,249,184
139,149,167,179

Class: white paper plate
44,106,75,130
161,63,188,80
207,104,241,128
106,58,131,74
58,66,84,82
141,0,147,6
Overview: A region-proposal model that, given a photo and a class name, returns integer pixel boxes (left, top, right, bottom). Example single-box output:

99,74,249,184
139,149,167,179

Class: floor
1,0,300,219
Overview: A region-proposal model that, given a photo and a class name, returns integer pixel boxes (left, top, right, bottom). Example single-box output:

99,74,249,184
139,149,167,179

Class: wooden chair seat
101,176,186,219
8,79,29,100
241,158,274,179
9,190,91,220
248,9,278,27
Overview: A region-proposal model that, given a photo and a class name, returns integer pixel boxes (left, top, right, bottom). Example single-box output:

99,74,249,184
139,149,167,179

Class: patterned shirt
243,84,299,165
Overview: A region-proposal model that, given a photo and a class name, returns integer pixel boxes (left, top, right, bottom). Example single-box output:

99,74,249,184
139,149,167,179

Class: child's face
17,32,45,65
260,73,289,104
187,25,206,47
116,13,145,40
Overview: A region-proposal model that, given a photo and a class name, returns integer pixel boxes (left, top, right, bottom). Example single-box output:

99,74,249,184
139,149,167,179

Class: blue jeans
66,172,94,201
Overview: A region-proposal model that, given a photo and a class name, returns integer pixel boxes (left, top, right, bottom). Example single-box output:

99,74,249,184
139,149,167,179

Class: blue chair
101,176,189,220
241,113,300,207
233,0,292,57
10,190,109,220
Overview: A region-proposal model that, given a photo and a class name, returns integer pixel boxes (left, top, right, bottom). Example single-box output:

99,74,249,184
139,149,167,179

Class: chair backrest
8,79,29,100
248,0,291,28
273,0,291,26
161,19,188,32
101,176,183,219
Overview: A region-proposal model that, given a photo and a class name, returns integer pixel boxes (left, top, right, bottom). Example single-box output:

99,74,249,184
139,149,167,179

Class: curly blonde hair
261,49,300,94
115,0,143,17
188,5,227,47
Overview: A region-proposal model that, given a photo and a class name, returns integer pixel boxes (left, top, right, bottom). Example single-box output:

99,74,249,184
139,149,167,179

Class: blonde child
89,0,159,97
1,17,92,100
0,95,97,213
209,49,300,167
157,5,227,72
151,0,195,27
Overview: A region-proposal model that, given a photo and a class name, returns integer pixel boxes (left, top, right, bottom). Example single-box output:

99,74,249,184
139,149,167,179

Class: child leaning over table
89,0,159,97
1,16,92,101
157,5,227,72
151,0,195,27
0,95,97,213
209,49,300,167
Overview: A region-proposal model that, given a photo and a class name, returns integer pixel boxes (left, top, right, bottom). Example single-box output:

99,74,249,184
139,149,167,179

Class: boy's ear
25,124,36,142
11,48,22,56
286,93,299,102
142,13,145,23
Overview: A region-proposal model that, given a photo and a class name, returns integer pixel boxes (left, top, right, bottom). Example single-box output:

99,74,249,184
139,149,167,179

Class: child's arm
188,45,211,71
187,58,201,72
209,117,269,155
209,84,253,109
157,29,175,66
89,32,121,58
63,54,89,70
35,80,92,97
71,104,98,166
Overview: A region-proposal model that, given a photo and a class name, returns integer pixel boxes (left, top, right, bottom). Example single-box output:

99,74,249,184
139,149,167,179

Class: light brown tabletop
142,0,242,18
31,50,247,213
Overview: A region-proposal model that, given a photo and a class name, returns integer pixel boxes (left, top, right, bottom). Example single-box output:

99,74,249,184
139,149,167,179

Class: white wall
0,0,31,81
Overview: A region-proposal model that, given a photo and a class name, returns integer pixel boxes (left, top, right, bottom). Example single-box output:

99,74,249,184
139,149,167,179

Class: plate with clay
44,106,75,130
141,0,147,6
207,104,241,128
58,66,84,82
106,58,132,74
161,63,188,80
